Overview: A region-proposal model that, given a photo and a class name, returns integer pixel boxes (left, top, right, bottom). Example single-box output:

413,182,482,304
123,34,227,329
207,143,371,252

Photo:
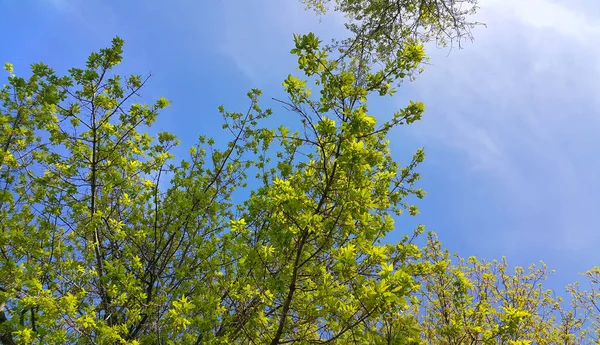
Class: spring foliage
0,27,431,345
1,1,599,344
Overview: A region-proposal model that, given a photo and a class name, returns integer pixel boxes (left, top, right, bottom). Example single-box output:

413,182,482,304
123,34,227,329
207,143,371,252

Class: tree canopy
302,0,482,65
0,1,598,344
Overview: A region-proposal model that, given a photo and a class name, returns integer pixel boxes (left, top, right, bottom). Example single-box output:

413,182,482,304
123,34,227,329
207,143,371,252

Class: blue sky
1,0,599,292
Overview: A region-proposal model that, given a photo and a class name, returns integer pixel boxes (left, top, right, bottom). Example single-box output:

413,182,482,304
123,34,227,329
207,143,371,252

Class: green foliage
301,0,482,79
2,2,598,345
0,26,430,343
406,234,599,345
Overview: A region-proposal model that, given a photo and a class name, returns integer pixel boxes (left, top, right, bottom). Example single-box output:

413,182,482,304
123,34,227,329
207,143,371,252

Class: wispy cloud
215,0,346,84
41,0,121,37
485,0,600,40
43,0,89,26
407,0,600,262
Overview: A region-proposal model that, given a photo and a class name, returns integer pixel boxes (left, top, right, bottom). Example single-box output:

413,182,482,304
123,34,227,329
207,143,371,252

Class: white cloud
44,0,88,25
42,0,119,34
484,0,600,40
216,0,346,84
407,0,600,258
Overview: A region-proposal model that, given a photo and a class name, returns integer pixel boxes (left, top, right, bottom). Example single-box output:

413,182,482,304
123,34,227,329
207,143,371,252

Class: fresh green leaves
12,1,600,345
0,29,431,343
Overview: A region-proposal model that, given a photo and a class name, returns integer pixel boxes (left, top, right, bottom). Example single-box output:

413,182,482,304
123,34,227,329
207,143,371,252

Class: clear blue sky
1,0,599,293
